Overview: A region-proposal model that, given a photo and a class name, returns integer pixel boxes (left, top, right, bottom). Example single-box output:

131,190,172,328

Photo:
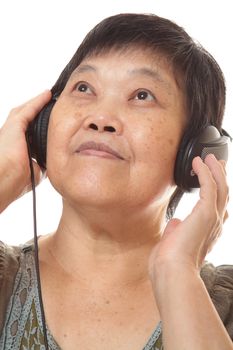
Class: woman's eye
75,82,92,94
135,90,155,101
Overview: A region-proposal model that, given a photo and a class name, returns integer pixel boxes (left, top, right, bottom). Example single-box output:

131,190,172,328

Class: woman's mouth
76,141,124,160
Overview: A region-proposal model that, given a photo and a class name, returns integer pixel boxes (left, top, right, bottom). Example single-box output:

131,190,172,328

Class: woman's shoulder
0,240,26,333
0,240,22,280
201,262,233,339
0,240,34,289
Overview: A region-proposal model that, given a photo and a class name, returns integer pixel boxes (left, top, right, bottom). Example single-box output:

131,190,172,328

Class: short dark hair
51,13,226,218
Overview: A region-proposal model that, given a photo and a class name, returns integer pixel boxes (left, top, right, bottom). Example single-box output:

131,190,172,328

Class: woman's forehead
69,48,179,94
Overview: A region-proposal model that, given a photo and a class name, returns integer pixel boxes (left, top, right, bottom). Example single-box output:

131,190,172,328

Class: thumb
163,218,181,237
148,218,181,276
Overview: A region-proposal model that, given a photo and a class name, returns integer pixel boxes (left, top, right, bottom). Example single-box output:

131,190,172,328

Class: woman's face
47,49,186,213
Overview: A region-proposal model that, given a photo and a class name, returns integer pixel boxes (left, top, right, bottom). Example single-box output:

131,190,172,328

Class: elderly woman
0,13,232,350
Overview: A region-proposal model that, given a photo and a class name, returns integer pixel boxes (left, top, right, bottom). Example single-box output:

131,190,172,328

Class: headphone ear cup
27,98,56,169
174,126,229,192
174,137,198,191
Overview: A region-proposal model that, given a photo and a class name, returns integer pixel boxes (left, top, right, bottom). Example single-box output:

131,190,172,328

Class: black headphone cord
26,133,49,350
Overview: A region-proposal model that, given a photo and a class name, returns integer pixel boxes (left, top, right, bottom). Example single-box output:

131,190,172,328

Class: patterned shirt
0,243,163,350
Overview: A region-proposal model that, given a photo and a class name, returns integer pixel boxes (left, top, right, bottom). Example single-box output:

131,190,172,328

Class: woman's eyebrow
128,68,172,92
71,65,172,92
71,64,96,77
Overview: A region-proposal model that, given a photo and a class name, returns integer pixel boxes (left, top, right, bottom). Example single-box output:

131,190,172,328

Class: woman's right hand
0,90,52,213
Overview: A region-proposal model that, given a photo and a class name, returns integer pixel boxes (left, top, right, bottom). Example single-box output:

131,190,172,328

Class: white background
0,0,232,265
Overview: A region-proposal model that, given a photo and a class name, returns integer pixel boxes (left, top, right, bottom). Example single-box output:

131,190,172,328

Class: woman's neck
40,201,166,290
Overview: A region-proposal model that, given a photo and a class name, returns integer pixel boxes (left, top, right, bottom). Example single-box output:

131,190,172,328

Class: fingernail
219,159,226,167
210,153,216,159
206,153,216,161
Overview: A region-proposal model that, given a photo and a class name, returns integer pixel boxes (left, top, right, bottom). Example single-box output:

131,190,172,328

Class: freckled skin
47,49,187,216
168,138,174,146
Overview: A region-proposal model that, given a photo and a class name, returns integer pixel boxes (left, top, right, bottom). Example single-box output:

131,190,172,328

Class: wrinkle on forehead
71,45,184,88
70,57,173,95
126,67,173,94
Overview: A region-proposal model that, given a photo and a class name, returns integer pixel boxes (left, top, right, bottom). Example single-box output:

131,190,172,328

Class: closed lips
77,141,124,160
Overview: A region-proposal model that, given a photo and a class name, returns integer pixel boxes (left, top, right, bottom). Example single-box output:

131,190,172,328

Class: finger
219,159,227,175
9,90,51,114
6,90,52,130
163,218,181,236
192,156,218,212
204,154,229,215
223,210,229,223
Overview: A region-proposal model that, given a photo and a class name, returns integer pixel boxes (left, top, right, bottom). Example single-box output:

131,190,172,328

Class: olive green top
1,240,233,348
0,241,163,349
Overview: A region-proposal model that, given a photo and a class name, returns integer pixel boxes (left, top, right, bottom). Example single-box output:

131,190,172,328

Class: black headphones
27,96,57,170
26,96,232,192
174,126,231,191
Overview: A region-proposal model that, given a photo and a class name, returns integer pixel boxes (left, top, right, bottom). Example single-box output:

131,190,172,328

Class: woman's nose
82,114,123,135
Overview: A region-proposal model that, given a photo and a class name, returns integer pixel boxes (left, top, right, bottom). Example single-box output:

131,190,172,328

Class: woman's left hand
149,154,229,274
